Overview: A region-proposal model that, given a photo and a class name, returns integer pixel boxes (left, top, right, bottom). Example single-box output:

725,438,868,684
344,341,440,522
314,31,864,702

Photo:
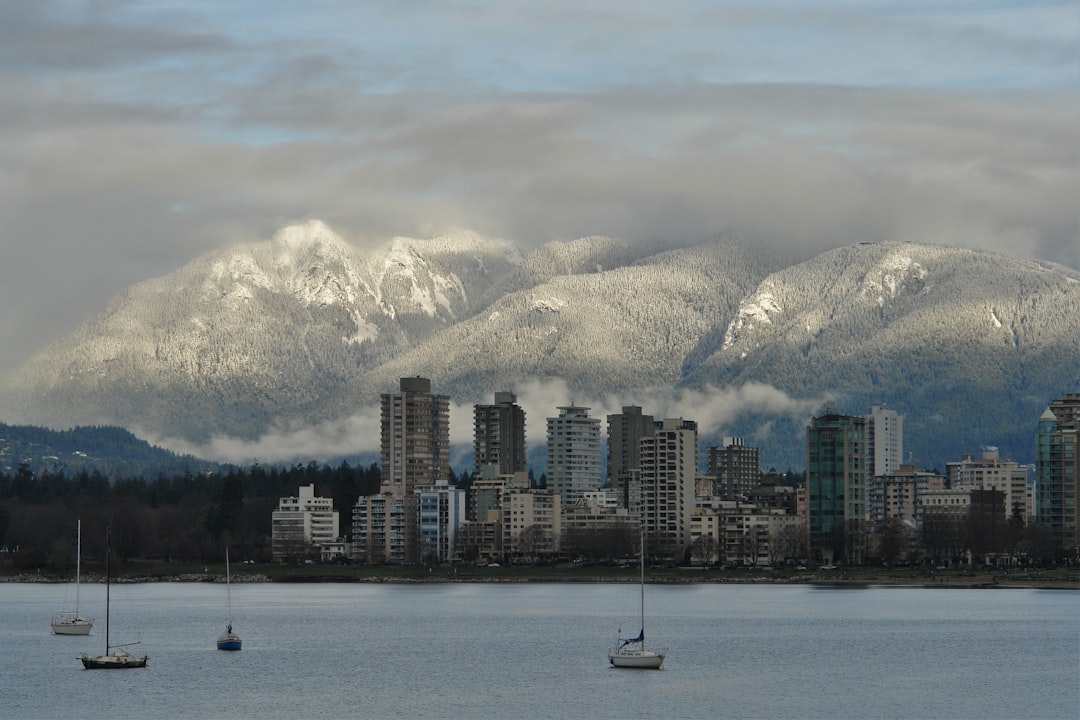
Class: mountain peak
1,233,1077,472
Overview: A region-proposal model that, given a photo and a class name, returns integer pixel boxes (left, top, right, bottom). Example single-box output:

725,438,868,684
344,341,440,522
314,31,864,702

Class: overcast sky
1,0,1077,376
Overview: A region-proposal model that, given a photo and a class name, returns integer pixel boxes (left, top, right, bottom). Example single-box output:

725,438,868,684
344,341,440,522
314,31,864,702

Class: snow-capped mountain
1,221,1077,470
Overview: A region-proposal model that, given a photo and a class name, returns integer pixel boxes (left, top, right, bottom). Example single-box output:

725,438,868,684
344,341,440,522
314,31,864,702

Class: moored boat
51,520,94,636
216,547,242,651
608,522,666,669
79,524,147,669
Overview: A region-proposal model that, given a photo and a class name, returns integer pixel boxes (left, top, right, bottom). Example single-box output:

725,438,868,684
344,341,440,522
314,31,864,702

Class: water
3,582,1076,719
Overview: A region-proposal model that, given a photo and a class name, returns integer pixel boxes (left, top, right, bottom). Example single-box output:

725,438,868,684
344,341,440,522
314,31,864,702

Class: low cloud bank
158,379,824,466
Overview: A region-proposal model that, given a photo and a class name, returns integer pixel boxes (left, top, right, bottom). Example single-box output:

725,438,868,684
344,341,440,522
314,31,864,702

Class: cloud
1,2,1076,376
151,411,383,466
161,379,823,466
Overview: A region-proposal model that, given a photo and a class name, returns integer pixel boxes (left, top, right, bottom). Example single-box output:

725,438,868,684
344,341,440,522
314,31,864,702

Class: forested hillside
1,222,1077,471
0,423,216,479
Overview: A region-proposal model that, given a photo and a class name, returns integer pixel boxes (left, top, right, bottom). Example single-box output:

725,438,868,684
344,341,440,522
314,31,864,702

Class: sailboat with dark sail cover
216,547,241,651
608,522,666,669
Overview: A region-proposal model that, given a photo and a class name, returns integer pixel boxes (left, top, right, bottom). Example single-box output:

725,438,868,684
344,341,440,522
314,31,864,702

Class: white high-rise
546,405,602,506
866,405,903,478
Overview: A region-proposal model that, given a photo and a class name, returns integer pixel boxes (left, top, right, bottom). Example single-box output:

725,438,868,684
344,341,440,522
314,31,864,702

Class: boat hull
217,632,242,651
80,653,148,669
51,617,93,636
608,650,665,669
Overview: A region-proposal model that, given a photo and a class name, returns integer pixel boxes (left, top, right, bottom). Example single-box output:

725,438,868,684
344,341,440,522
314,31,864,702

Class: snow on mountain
682,242,1080,468
1,225,1077,471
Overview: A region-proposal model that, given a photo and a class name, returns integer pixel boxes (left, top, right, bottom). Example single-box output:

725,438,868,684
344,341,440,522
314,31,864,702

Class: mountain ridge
2,221,1077,471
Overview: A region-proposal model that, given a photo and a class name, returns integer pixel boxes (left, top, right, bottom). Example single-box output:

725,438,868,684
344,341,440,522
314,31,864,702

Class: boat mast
639,521,646,647
226,547,233,629
75,520,81,617
103,524,111,654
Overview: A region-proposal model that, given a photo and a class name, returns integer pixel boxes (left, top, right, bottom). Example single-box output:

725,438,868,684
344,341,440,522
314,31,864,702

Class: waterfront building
706,437,761,500
562,495,636,560
500,487,561,563
468,467,529,522
806,410,867,564
455,520,501,565
641,418,698,560
546,405,602,506
473,391,527,477
351,493,414,565
690,501,801,567
380,376,450,498
272,484,340,563
947,448,1029,521
1036,394,1080,552
416,481,467,564
868,465,946,524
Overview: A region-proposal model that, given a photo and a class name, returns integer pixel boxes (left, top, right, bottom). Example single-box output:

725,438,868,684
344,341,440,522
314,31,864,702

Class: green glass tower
1036,394,1080,554
806,411,866,564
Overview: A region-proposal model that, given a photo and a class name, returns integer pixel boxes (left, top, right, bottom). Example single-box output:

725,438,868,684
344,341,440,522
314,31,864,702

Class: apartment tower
473,391,527,477
380,377,450,497
707,436,761,500
546,405,602,506
866,405,903,478
1036,393,1080,552
806,410,867,564
640,418,698,560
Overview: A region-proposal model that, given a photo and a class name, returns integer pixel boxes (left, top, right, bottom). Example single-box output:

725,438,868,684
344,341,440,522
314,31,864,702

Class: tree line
0,461,417,572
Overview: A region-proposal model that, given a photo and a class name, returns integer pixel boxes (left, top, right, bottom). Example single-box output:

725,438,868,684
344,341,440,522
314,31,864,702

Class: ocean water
2,582,1076,719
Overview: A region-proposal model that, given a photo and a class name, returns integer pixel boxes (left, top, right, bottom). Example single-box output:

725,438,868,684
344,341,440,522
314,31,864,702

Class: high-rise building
546,405,602,506
707,437,761,500
1036,393,1080,552
380,376,450,498
641,418,698,559
607,405,655,481
865,405,903,479
806,411,867,564
473,391,527,477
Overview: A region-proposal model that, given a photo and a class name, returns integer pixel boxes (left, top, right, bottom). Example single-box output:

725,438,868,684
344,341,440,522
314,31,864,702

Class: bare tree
690,535,718,566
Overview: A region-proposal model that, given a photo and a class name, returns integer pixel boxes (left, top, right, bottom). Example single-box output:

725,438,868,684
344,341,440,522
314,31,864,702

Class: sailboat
51,520,94,636
608,522,666,669
80,524,148,669
216,547,241,651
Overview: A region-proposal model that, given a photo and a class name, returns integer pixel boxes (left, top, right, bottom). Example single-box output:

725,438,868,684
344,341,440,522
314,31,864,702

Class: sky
1,0,1077,378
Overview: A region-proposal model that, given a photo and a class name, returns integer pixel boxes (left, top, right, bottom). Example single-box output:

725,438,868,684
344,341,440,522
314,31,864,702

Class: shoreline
4,570,1077,590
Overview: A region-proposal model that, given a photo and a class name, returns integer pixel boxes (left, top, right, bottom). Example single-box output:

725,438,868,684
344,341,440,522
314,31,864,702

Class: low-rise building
272,484,340,563
501,488,561,563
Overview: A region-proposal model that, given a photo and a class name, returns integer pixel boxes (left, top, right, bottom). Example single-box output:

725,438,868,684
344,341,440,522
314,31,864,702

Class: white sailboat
80,524,148,669
216,547,241,651
608,522,666,669
51,520,94,636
